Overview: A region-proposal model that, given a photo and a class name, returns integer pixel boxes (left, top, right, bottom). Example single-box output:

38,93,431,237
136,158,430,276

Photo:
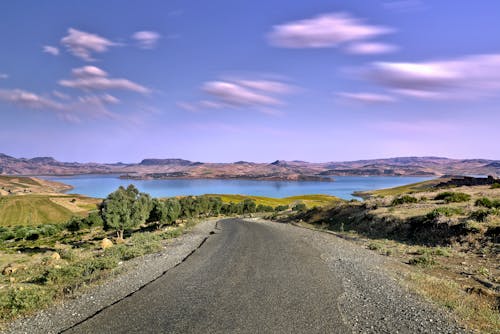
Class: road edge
2,219,219,334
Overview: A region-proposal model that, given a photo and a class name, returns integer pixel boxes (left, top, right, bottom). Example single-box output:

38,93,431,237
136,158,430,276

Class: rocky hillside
1,153,499,180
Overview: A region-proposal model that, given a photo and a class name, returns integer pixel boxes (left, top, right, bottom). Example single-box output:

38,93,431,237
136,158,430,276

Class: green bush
256,204,274,212
292,203,307,212
274,205,289,212
490,183,500,189
391,195,418,206
426,207,464,219
409,255,435,267
0,287,53,317
475,197,500,209
434,192,471,203
469,209,490,222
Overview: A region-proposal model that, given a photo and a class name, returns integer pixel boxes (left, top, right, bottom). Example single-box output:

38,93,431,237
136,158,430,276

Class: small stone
2,265,17,275
51,252,61,260
101,238,114,249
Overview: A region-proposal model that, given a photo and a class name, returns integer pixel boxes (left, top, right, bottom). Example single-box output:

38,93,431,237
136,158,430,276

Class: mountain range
0,154,499,181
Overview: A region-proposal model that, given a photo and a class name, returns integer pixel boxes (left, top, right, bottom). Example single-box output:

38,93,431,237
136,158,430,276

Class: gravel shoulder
1,219,218,334
250,219,469,334
2,218,470,333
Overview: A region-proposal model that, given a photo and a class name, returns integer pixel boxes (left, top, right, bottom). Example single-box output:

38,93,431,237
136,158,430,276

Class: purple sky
0,0,499,163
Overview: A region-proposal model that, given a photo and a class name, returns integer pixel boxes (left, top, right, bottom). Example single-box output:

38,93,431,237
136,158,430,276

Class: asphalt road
65,219,350,333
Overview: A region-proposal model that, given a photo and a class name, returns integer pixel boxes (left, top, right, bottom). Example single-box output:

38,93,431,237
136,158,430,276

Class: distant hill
0,154,499,180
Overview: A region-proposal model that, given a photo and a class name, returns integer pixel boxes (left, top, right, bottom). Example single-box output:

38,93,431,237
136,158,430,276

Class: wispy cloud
132,31,161,49
43,45,60,56
59,65,150,94
345,42,397,55
383,0,427,12
179,77,294,112
52,90,71,100
61,28,117,61
177,78,296,115
202,81,282,107
336,92,397,104
0,73,8,79
0,89,64,111
0,88,123,121
363,53,500,100
267,12,395,54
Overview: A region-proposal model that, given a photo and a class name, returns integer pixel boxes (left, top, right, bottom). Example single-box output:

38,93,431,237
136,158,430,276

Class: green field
205,194,341,208
0,195,99,226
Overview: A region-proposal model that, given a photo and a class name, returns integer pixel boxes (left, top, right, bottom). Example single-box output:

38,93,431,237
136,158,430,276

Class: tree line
68,185,288,239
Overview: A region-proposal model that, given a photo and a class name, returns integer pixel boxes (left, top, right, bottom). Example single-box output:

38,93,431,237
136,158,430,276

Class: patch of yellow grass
205,194,341,208
405,272,500,333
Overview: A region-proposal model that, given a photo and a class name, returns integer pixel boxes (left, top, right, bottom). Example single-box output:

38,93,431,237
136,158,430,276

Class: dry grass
404,272,500,333
206,194,341,208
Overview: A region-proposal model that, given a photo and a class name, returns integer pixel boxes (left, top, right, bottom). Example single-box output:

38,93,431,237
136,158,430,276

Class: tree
147,198,168,229
241,199,256,213
100,185,152,240
165,198,181,223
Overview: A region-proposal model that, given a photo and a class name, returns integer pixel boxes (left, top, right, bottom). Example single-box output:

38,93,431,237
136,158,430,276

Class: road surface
64,219,463,334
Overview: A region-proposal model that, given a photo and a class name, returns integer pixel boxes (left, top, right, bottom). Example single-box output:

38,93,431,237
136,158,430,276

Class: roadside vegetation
281,181,500,333
0,183,334,324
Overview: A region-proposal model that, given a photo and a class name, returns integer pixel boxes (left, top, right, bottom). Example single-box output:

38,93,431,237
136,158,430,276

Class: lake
42,175,434,200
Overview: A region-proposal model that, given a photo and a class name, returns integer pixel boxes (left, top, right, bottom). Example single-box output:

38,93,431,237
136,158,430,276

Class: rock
51,252,61,260
101,238,113,249
2,264,17,276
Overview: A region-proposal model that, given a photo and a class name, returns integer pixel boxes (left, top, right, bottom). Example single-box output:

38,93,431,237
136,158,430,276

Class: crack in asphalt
58,224,219,334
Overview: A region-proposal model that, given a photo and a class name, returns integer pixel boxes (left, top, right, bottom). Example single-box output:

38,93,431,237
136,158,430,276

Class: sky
0,0,499,163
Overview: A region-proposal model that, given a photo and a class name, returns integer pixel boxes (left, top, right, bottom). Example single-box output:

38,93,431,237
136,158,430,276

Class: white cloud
267,12,393,53
72,65,108,77
337,92,397,104
0,89,64,110
0,88,123,122
43,45,60,56
345,42,397,55
234,80,293,94
132,31,161,49
0,73,8,79
179,77,294,112
59,65,150,94
202,81,282,107
61,28,117,61
364,54,500,100
52,90,71,100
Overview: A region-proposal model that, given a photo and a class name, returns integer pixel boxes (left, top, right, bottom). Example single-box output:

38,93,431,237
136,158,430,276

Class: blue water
42,175,434,200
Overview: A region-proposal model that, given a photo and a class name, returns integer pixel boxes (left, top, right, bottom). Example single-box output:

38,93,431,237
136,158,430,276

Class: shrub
292,203,307,212
367,242,382,251
256,204,274,212
434,192,471,203
426,207,464,219
0,287,53,316
475,197,500,209
0,227,15,241
391,195,418,206
490,183,500,189
274,205,288,212
65,216,88,232
409,255,435,267
160,228,183,239
469,209,490,222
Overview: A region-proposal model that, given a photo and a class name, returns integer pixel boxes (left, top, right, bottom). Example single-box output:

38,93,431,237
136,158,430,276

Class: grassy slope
0,195,99,226
354,178,446,198
206,194,341,208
